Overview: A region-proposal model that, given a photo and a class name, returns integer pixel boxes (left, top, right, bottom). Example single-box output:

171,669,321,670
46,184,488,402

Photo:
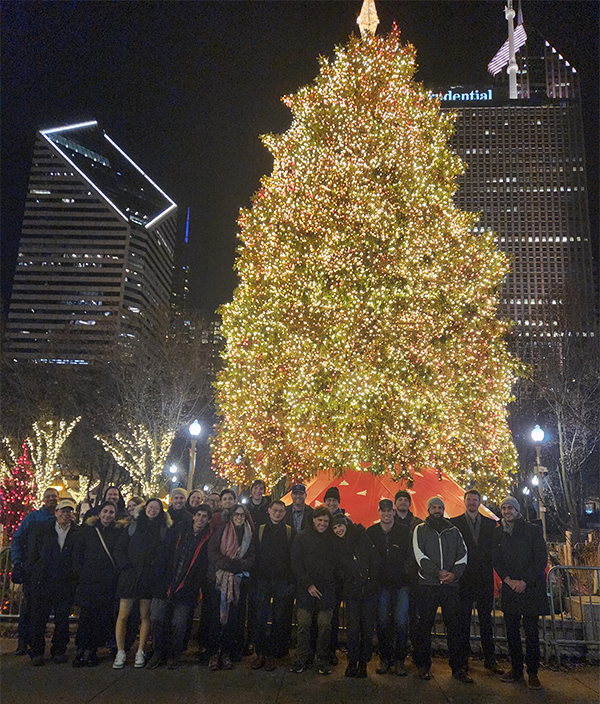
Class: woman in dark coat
333,516,381,678
206,503,255,670
73,501,125,666
112,498,172,669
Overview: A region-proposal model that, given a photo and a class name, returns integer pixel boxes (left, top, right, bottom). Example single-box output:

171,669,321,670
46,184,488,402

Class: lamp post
187,420,202,493
531,424,547,540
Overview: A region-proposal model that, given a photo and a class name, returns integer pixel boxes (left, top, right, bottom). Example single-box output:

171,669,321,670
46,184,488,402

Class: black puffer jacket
367,520,412,589
494,518,549,616
114,509,172,599
337,524,380,601
74,516,126,605
291,525,339,609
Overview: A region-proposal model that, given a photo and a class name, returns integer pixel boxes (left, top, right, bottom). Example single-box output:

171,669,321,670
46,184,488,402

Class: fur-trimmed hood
132,502,173,529
84,515,129,529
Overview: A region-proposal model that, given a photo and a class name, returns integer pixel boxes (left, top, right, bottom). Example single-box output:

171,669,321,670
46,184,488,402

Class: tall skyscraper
435,26,594,359
5,120,177,363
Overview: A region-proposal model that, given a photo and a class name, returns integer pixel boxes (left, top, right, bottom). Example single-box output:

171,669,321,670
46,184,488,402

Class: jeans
414,585,462,673
377,586,410,663
208,586,244,657
458,586,496,667
346,593,377,665
29,583,75,657
253,579,294,657
296,605,332,665
504,613,540,676
150,598,195,659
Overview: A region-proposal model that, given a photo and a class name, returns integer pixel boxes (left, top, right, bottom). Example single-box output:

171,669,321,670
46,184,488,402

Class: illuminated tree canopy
213,27,518,500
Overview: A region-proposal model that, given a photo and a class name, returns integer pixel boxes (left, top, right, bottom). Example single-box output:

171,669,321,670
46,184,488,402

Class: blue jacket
10,506,56,565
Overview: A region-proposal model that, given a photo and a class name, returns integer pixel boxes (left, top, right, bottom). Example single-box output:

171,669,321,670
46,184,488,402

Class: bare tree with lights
213,21,518,500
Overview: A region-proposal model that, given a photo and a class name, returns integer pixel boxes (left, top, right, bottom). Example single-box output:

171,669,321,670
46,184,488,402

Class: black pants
29,583,75,657
253,579,294,658
458,586,496,667
504,613,540,676
345,593,377,666
414,585,462,674
150,598,195,659
17,581,33,645
75,597,115,652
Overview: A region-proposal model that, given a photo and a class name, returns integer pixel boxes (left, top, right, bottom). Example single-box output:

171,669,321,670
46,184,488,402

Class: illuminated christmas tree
0,443,36,540
213,20,518,500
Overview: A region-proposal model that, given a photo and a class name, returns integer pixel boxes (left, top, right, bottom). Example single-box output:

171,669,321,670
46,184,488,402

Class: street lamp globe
531,424,544,443
189,420,201,438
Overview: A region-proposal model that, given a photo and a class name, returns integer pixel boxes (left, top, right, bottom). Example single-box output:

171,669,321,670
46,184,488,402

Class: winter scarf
215,521,252,624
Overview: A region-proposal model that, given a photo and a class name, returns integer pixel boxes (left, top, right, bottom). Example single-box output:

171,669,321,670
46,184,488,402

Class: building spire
505,0,518,99
357,0,379,38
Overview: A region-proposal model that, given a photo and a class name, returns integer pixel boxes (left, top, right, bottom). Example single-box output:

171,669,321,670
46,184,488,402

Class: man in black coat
149,504,214,669
494,497,548,691
450,489,503,675
27,499,81,666
285,484,313,533
290,506,338,675
250,500,295,671
246,479,271,528
367,499,412,676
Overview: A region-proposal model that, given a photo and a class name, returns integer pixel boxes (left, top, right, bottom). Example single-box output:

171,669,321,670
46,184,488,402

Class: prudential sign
432,88,494,103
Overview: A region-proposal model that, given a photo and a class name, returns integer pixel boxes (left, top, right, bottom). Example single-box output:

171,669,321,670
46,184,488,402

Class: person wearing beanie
412,496,469,682
169,488,193,528
323,486,344,516
494,497,548,690
394,490,422,531
367,498,412,676
451,490,504,676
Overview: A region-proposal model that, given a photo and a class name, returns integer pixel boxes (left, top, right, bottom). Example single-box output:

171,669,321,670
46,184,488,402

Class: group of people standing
10,480,549,689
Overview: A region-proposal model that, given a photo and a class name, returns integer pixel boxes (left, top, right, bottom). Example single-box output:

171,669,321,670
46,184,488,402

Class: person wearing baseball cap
494,497,548,690
367,498,412,676
28,496,81,666
285,484,313,534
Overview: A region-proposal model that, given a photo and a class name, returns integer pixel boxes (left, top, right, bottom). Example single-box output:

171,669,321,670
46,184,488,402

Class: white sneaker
134,650,146,668
113,650,126,669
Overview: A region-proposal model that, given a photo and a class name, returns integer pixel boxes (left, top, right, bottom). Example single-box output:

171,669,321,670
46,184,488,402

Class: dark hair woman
72,501,125,667
112,498,172,669
206,503,255,670
333,518,380,678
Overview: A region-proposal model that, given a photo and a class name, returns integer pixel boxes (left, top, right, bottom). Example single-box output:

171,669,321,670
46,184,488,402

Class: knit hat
427,496,445,511
170,487,188,500
378,499,394,511
500,496,520,512
332,513,348,527
291,484,306,495
324,486,340,502
394,489,412,505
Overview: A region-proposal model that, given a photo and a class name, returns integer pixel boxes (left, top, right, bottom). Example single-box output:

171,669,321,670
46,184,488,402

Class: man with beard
412,497,469,683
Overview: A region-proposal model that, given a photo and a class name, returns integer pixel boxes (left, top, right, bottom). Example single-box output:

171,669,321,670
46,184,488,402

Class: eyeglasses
233,512,246,518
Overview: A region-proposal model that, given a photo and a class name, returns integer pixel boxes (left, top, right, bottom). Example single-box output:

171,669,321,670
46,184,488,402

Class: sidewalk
1,637,598,704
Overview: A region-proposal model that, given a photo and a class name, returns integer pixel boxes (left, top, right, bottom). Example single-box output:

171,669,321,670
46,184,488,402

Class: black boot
86,650,99,667
72,649,86,668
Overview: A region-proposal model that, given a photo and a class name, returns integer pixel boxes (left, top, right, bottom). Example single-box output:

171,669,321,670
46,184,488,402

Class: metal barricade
0,546,24,620
547,564,600,665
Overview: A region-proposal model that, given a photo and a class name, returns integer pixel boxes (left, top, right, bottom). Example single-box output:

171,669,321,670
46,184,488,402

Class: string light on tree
95,422,175,498
0,442,36,540
27,417,81,500
212,18,518,501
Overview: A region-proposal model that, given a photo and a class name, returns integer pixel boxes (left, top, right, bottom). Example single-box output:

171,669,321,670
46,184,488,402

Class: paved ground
1,636,598,704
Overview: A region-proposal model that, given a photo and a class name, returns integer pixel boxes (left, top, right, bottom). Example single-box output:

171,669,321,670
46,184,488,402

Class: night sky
2,0,598,317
